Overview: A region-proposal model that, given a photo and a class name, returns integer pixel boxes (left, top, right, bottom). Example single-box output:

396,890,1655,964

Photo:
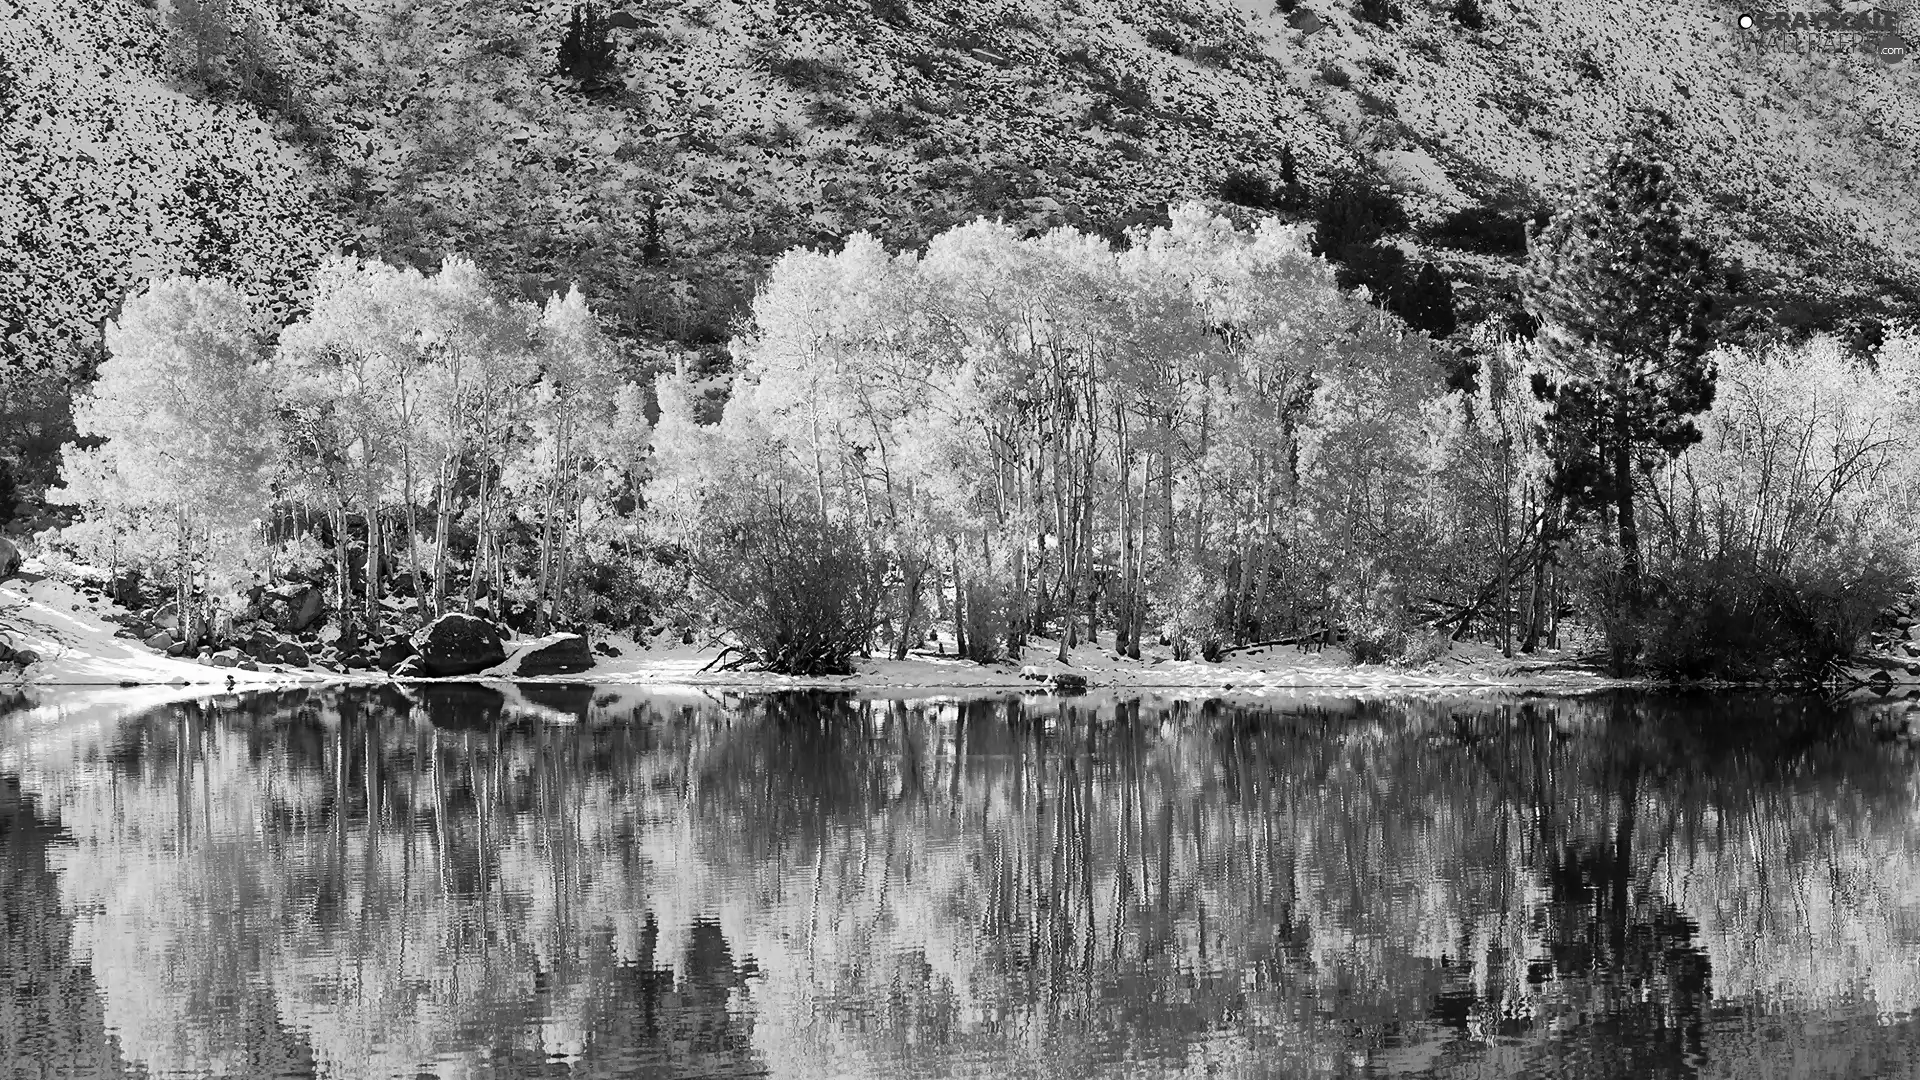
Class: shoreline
5,563,1908,705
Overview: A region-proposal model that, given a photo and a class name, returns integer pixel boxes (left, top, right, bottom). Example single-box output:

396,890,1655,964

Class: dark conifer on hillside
1396,262,1457,338
558,4,618,84
1309,173,1408,261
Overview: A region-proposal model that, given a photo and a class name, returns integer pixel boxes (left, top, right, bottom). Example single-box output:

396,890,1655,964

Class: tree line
40,141,1920,677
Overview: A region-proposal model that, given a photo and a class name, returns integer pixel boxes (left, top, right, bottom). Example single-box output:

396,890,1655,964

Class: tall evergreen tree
558,4,617,84
1310,173,1408,262
1395,261,1457,338
1522,146,1719,594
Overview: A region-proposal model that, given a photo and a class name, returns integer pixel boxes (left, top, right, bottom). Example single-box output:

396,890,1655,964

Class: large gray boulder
0,536,19,580
513,633,595,676
265,584,325,633
409,613,507,676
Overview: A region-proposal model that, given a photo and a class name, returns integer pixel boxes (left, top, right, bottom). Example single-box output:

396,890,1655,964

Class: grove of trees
33,143,1920,679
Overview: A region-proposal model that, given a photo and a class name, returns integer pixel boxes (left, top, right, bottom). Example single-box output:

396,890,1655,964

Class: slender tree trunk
1158,409,1174,564
1613,408,1639,675
468,455,488,614
1615,423,1640,587
1501,444,1514,659
365,501,382,637
334,500,353,650
432,452,457,621
176,506,190,651
950,536,968,660
893,559,924,662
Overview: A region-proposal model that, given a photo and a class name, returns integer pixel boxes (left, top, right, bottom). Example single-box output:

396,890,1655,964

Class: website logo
1736,7,1911,66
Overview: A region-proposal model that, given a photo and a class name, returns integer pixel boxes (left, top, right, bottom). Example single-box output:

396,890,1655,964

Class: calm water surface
4,685,1920,1079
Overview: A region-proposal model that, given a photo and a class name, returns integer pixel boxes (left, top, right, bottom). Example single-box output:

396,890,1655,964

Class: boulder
166,642,187,658
152,604,180,632
409,613,507,676
376,634,416,672
274,642,311,667
513,633,595,676
12,648,40,667
593,641,623,658
144,630,176,652
0,536,19,580
267,584,325,632
210,650,241,668
392,655,429,679
238,658,260,672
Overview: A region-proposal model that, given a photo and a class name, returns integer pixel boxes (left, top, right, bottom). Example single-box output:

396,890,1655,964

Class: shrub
768,119,803,147
870,0,913,26
903,50,941,78
860,105,927,141
1357,0,1404,28
1220,169,1275,208
1145,26,1184,54
1311,171,1410,258
1426,204,1528,254
1356,89,1398,118
1318,61,1352,87
805,96,859,126
691,502,888,675
1451,0,1485,30
1110,71,1153,108
1361,54,1399,79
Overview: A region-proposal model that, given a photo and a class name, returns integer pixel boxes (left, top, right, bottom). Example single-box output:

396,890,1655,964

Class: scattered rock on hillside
410,613,507,676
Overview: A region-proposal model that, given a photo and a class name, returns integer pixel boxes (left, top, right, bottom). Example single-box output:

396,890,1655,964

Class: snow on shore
2,558,1635,698
0,570,346,691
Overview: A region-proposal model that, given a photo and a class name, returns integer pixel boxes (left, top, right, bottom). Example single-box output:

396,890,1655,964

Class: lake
3,685,1920,1079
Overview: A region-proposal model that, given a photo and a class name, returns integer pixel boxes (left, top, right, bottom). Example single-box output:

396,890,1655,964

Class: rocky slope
8,0,1920,413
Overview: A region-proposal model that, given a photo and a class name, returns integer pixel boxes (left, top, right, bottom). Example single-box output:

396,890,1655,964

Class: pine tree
1522,146,1719,596
1451,0,1485,31
1394,262,1457,338
1309,173,1407,261
558,4,617,84
1277,145,1305,212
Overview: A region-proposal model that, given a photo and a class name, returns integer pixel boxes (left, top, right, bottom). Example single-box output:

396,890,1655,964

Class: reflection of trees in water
2,688,1920,1078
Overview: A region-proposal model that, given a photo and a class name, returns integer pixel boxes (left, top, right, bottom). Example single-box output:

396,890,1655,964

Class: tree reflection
1,687,1918,1079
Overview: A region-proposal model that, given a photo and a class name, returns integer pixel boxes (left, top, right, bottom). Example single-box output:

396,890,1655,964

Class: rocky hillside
7,0,1920,407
